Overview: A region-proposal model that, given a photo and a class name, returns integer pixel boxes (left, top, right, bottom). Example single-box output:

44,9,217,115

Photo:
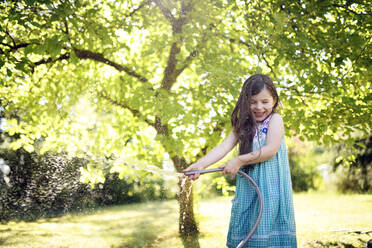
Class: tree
1,0,370,242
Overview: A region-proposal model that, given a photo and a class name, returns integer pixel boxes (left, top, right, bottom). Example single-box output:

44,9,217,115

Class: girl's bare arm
238,113,284,165
184,130,238,180
194,130,239,168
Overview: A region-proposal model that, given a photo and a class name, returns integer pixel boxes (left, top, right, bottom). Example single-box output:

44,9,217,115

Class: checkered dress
226,114,297,248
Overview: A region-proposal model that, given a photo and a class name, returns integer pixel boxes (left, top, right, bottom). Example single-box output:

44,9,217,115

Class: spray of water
0,158,10,186
177,175,193,201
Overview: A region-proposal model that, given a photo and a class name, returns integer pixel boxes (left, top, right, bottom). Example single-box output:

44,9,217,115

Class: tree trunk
177,176,201,248
177,176,198,236
172,156,199,238
361,163,369,192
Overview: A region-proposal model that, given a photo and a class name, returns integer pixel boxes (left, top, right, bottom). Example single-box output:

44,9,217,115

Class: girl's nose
255,103,263,109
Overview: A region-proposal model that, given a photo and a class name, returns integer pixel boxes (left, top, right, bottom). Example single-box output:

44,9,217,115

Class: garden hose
184,168,263,248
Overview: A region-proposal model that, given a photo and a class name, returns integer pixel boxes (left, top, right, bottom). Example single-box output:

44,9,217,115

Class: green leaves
45,35,62,59
0,0,370,181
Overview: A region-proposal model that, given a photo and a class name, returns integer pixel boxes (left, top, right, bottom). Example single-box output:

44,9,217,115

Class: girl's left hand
219,157,245,175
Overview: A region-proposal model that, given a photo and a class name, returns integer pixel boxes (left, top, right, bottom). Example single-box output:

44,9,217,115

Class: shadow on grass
99,201,184,248
1,200,204,248
181,234,201,248
112,221,160,248
110,219,201,248
309,239,370,248
0,237,8,246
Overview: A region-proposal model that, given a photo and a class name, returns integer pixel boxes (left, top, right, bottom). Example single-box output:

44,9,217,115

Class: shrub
0,149,174,222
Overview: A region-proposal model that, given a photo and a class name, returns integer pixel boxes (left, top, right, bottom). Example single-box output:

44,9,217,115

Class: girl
184,74,297,247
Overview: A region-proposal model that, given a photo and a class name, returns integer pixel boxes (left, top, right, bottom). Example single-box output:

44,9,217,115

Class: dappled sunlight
294,193,372,247
2,193,371,247
1,200,180,247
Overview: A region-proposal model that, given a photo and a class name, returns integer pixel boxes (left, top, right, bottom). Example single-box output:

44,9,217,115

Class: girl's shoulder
270,112,283,121
267,113,284,128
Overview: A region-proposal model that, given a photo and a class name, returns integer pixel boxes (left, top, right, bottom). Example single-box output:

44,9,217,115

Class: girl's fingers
219,164,228,174
192,174,200,180
219,164,225,174
186,172,200,181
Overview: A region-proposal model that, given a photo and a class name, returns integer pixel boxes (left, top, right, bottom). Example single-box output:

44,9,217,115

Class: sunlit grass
294,192,372,247
1,192,371,247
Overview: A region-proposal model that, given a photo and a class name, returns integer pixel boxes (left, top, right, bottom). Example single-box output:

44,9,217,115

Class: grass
0,192,371,247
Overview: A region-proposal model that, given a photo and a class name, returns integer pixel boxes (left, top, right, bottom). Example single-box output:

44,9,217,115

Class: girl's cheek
264,103,272,108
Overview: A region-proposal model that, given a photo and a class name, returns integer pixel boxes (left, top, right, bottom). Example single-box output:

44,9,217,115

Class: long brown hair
231,74,279,155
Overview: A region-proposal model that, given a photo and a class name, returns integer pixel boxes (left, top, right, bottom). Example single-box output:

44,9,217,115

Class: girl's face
249,87,276,122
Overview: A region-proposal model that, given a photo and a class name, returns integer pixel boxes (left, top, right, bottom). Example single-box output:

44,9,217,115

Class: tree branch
153,116,169,136
175,50,197,76
175,29,210,76
160,42,181,90
153,0,175,23
5,24,16,47
97,91,171,141
73,48,148,83
97,91,139,116
332,4,371,16
0,42,31,54
353,36,371,65
157,0,196,90
33,53,70,66
97,91,156,127
128,0,151,18
261,53,277,78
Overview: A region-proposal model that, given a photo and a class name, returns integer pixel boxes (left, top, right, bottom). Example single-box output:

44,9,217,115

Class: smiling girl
184,74,297,247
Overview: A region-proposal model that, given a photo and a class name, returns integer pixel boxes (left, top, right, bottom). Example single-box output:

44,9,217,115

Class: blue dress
226,114,297,248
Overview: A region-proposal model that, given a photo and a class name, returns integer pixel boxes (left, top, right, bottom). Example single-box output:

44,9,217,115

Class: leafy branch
96,91,154,127
96,91,170,137
152,0,175,24
126,0,152,18
73,48,149,83
332,4,372,16
33,53,70,67
0,42,30,55
0,24,31,54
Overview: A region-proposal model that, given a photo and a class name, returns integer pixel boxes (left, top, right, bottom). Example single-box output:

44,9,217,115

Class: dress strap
262,113,273,128
254,113,273,140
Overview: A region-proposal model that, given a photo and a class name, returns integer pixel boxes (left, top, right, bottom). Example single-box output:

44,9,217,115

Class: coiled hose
184,168,263,248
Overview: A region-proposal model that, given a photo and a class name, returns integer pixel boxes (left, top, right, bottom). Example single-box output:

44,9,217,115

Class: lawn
1,192,371,247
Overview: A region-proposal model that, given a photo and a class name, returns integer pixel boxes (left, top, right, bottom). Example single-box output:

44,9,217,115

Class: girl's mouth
254,112,265,118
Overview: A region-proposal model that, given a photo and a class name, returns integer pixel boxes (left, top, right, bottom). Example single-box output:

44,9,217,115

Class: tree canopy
1,0,370,159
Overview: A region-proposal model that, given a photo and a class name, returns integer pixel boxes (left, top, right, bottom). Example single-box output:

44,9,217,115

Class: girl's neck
256,112,273,124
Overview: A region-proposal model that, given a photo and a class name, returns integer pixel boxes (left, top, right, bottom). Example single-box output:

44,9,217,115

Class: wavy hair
231,74,279,155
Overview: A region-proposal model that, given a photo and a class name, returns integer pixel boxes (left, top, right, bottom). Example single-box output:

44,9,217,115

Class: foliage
0,149,174,222
332,135,372,193
1,0,370,167
93,171,174,205
0,149,92,222
287,137,326,192
212,176,236,197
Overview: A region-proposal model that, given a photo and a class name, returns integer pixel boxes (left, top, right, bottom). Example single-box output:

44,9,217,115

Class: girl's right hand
183,163,205,181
